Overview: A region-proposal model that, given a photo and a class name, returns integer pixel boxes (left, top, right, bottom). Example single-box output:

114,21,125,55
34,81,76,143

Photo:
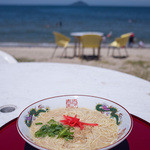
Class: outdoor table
70,32,104,57
0,62,150,149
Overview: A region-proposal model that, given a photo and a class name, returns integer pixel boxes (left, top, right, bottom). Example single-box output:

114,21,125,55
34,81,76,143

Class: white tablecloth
0,62,150,127
71,32,104,37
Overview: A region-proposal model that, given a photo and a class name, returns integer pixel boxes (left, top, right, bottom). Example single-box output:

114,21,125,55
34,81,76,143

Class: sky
0,0,150,6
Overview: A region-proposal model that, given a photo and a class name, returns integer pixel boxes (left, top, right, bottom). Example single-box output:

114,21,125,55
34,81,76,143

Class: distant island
70,1,89,6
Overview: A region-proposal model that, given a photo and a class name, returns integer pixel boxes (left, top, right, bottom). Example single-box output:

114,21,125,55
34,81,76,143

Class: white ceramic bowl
17,95,133,150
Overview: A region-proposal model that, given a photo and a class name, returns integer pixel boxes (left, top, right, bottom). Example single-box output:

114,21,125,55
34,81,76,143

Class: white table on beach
0,62,150,127
71,32,104,37
70,32,104,57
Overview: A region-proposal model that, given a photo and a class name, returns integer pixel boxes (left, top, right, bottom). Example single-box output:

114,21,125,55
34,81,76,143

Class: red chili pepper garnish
60,115,98,130
80,122,99,126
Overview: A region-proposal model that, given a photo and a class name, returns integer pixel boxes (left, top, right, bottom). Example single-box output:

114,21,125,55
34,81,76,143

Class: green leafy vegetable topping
35,119,74,141
35,122,43,125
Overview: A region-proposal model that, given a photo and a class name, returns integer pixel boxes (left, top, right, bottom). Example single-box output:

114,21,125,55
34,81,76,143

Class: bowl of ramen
17,95,133,150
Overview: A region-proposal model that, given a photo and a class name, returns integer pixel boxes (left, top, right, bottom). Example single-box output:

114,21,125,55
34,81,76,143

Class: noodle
30,108,118,150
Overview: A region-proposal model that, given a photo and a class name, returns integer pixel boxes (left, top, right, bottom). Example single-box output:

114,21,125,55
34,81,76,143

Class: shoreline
0,42,150,48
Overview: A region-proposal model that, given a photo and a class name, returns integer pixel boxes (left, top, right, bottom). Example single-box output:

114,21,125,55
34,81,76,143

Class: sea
0,5,150,47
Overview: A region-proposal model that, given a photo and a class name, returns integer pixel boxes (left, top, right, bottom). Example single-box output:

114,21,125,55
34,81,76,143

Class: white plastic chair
0,50,18,64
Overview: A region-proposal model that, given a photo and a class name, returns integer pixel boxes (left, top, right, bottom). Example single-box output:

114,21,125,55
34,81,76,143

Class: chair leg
118,48,121,57
51,46,58,58
112,47,115,56
61,47,67,58
107,47,110,56
65,47,67,57
125,47,129,57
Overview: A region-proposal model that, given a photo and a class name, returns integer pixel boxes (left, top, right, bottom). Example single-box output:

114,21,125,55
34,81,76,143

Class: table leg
78,37,81,58
74,37,77,57
98,47,100,60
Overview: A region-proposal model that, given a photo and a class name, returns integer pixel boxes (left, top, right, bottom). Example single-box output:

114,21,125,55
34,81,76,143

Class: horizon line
0,4,150,7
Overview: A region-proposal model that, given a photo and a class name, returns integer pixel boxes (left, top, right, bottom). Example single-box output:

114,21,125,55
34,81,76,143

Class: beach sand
1,46,150,81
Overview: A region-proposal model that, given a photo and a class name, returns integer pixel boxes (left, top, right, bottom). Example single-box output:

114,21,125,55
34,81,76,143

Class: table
70,32,104,57
0,115,150,150
0,62,150,128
